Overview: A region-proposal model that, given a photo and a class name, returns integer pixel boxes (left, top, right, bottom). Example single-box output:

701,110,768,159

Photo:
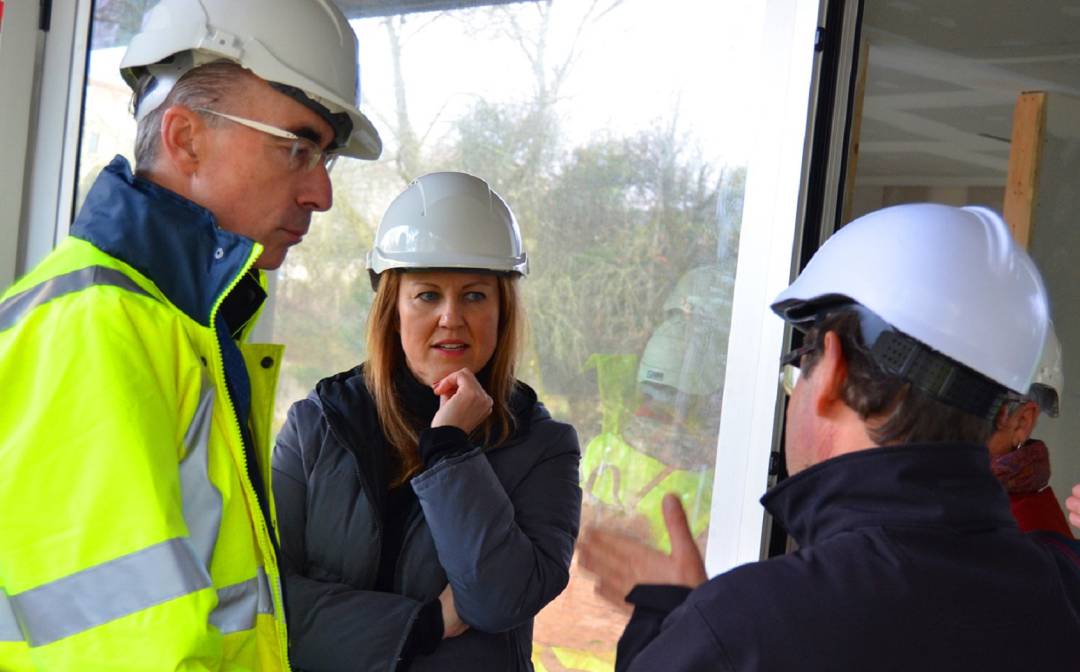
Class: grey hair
131,60,251,172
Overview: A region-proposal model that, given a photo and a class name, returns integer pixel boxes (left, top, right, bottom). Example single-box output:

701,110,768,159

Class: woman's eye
418,291,439,302
464,291,486,302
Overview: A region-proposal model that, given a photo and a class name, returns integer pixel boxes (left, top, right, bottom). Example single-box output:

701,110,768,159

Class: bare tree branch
384,16,422,181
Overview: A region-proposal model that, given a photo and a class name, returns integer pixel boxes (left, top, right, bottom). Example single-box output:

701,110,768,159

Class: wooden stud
1003,92,1047,250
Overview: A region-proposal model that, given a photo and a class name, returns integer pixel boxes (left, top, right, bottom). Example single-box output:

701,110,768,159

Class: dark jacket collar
69,155,261,328
392,363,540,437
763,443,1017,547
396,366,441,428
313,364,543,522
318,364,542,449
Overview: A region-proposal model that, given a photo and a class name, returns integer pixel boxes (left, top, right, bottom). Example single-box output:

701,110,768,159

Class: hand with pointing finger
578,493,708,611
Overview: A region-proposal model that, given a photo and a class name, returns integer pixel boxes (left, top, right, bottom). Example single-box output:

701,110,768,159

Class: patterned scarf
990,439,1051,494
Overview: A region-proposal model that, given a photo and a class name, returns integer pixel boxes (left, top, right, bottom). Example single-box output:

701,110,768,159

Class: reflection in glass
78,1,763,667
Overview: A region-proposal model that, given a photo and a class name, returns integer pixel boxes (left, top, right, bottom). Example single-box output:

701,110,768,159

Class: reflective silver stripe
257,568,275,617
210,568,274,634
9,538,211,647
0,265,152,332
0,591,20,642
179,379,222,569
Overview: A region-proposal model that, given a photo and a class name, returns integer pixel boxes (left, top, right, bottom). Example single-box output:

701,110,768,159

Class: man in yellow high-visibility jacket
0,1,381,669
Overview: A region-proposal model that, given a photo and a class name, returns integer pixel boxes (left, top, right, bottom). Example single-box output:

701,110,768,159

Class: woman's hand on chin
431,368,493,434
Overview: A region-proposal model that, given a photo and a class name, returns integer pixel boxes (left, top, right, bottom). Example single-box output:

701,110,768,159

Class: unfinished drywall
1021,92,1080,515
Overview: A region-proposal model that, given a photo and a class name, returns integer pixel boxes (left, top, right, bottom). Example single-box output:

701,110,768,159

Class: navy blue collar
763,443,1017,546
70,156,260,328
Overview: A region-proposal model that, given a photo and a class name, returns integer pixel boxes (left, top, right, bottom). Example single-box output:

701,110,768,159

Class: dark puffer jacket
272,365,581,671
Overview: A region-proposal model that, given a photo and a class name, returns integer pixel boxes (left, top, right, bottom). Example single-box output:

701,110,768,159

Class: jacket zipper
395,507,428,592
209,243,292,670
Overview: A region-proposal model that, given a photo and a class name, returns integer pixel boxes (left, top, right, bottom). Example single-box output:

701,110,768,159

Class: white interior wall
0,1,42,292
1024,92,1080,516
849,184,1004,221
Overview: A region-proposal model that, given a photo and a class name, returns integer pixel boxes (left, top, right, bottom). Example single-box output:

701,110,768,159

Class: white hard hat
120,0,381,160
367,172,528,277
661,265,734,321
1029,323,1063,417
772,203,1049,411
638,314,727,396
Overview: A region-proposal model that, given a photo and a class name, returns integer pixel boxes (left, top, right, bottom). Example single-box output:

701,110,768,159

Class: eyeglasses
195,108,338,173
779,342,816,396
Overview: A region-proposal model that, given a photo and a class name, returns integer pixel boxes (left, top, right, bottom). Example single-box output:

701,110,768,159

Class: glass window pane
76,1,780,668
78,0,148,210
294,3,759,667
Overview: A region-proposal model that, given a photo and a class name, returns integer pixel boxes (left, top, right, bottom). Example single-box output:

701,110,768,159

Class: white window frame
0,0,44,290
704,0,825,575
0,0,92,292
10,0,831,576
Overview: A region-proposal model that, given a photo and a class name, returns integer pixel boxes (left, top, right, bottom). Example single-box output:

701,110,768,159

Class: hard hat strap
800,302,1009,421
130,52,198,122
869,329,1006,421
1027,383,1059,418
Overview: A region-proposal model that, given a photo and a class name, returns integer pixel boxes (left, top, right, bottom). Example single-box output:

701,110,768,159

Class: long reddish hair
363,270,524,483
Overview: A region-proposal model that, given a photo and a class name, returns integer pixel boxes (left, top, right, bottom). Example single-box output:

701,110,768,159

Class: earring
1016,440,1024,451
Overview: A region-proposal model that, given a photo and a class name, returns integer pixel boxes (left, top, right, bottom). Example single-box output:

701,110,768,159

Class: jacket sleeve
0,287,223,670
621,583,735,672
1010,488,1074,538
409,421,583,633
616,585,694,670
273,397,428,672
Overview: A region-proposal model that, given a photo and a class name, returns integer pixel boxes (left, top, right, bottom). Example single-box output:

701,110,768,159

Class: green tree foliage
91,0,156,49
272,170,380,409
447,90,741,436
270,0,746,440
537,124,723,378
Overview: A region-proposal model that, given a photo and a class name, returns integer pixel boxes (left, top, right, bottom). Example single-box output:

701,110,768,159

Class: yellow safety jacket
582,431,713,552
580,354,713,552
0,157,290,670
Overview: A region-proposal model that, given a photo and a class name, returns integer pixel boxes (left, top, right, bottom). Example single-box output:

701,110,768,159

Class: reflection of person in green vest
581,265,732,552
535,267,731,671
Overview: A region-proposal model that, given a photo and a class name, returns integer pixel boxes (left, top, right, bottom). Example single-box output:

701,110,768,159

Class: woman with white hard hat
272,172,582,670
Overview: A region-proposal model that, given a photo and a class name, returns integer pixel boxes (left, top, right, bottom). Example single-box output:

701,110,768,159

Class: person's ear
1012,401,1040,446
993,402,1012,431
811,330,848,417
159,105,203,177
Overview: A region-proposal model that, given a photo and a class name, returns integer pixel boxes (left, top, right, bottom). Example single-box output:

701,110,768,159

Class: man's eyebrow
288,124,331,149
